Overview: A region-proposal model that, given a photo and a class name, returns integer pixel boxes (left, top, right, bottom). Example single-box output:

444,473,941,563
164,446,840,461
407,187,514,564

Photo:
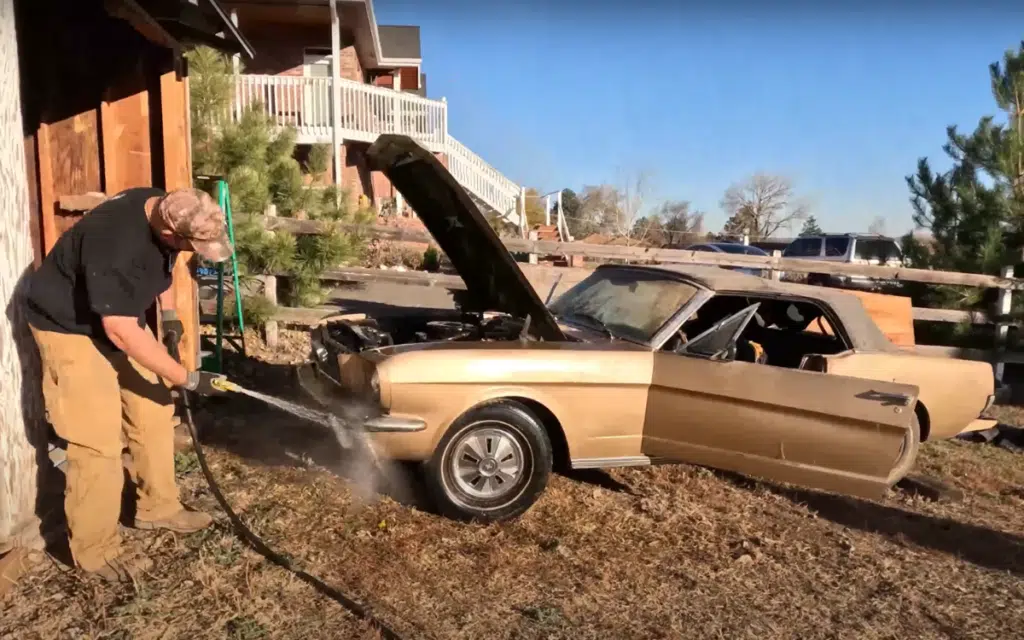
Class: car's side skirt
570,455,673,470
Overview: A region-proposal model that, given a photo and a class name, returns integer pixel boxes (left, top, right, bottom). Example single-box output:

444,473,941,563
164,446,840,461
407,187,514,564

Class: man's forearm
102,317,189,385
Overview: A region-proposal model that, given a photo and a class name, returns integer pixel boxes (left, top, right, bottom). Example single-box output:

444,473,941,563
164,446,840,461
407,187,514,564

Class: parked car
781,233,904,290
298,134,996,523
685,242,770,276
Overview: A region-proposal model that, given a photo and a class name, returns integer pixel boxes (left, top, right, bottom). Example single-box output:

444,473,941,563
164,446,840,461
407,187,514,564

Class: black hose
170,339,406,640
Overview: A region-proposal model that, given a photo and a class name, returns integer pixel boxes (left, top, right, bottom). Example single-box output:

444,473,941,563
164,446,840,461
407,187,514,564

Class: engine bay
319,310,531,354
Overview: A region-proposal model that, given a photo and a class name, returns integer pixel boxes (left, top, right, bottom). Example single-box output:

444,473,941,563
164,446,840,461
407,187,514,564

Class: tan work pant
31,327,183,571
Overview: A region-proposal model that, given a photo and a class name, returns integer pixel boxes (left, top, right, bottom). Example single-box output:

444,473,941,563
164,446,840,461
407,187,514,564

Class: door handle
855,390,914,407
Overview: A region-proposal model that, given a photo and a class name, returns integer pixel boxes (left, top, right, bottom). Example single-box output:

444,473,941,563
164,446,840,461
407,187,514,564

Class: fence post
994,264,1013,382
528,229,539,265
263,203,279,349
770,250,782,280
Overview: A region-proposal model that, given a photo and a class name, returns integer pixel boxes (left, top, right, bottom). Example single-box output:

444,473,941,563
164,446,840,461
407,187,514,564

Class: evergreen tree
799,216,823,236
184,46,373,311
904,41,1024,311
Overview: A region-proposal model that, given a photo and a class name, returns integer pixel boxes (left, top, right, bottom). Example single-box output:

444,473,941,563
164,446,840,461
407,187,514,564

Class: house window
303,48,332,78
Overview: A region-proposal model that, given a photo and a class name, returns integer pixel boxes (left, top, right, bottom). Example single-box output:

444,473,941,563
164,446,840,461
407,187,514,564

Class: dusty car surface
299,134,996,523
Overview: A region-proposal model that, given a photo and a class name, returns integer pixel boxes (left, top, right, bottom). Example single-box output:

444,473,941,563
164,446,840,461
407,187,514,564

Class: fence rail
227,214,1024,377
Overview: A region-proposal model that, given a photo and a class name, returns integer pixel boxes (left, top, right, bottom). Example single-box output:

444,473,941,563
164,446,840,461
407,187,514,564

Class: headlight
369,369,381,402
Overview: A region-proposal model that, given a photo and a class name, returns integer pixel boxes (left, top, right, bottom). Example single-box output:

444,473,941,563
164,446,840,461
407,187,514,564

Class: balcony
228,73,527,230
231,74,447,151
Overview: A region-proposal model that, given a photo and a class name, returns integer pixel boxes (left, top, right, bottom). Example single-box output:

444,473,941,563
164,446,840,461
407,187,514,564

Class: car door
642,304,920,500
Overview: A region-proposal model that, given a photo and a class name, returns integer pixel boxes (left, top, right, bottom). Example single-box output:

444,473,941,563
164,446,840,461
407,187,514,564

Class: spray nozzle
211,376,241,393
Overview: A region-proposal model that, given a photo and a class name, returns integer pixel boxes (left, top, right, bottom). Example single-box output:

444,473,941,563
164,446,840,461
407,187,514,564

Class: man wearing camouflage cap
23,187,232,582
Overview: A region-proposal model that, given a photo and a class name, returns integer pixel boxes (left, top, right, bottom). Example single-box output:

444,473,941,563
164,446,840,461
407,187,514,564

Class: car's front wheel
424,401,552,523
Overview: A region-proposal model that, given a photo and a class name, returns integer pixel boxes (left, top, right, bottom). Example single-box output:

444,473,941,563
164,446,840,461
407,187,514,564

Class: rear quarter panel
822,351,993,439
369,342,655,462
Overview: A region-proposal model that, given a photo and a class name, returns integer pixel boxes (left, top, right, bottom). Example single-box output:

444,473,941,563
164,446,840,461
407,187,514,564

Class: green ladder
195,176,245,373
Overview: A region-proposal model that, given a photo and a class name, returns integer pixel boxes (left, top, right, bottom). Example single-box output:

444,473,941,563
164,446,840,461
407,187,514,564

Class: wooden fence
228,214,1024,380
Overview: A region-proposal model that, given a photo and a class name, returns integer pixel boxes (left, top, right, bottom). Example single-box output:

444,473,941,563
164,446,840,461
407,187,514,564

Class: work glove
182,370,228,396
162,310,184,353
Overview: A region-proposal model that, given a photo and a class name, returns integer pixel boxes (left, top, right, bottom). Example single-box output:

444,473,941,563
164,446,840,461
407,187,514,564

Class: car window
688,245,712,251
681,304,761,359
854,239,902,262
824,237,850,257
548,269,699,343
714,244,752,254
782,237,821,257
742,246,769,255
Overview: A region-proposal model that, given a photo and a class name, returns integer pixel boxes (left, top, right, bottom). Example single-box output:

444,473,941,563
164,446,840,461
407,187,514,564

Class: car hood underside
365,134,565,342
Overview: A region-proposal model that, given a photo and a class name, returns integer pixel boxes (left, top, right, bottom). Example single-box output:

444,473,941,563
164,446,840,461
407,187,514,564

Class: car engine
316,310,530,355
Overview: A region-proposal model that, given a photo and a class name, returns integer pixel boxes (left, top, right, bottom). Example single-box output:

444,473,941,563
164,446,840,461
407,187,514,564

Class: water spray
170,344,408,639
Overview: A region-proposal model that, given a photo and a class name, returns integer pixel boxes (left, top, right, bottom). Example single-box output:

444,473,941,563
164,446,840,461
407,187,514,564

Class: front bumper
294,361,426,434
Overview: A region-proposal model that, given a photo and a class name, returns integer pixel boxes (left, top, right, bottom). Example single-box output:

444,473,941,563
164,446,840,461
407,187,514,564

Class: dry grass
4,330,1024,639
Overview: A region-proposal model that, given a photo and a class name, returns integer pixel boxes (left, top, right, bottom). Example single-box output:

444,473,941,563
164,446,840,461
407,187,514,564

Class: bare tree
867,216,887,235
612,170,652,245
720,173,809,239
656,200,705,246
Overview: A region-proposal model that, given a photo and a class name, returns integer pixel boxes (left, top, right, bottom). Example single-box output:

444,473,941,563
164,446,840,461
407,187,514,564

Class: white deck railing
231,74,447,150
229,74,524,228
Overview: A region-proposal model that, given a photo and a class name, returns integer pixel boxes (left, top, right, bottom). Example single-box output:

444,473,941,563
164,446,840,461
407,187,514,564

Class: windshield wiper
556,311,615,340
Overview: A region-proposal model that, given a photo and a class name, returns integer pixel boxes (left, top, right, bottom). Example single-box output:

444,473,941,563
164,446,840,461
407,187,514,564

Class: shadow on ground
714,469,1024,578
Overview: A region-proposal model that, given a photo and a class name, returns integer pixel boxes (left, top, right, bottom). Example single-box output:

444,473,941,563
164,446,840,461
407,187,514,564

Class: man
23,187,231,582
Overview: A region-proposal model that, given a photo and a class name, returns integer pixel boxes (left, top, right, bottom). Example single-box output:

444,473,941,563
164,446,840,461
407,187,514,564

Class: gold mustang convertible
298,134,997,523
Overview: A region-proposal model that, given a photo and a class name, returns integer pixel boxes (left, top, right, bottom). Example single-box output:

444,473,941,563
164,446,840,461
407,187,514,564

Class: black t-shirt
24,187,178,351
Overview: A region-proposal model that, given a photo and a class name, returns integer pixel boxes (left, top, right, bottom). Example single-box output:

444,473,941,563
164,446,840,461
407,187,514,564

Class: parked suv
781,233,904,290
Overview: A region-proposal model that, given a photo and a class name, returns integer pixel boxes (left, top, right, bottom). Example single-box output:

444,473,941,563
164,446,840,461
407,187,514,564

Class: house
1,0,253,559
219,0,527,231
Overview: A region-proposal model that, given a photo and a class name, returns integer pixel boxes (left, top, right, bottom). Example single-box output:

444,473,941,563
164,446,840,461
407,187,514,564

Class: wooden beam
159,68,199,372
35,123,57,255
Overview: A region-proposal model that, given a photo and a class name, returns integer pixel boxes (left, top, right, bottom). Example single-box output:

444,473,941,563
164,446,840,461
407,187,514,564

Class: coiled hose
168,337,405,640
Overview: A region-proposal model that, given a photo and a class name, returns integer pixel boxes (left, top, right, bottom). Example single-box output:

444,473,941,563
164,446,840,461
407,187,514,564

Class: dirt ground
3,329,1024,640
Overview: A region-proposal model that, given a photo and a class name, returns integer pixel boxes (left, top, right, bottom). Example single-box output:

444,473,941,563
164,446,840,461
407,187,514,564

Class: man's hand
181,371,228,396
161,310,184,352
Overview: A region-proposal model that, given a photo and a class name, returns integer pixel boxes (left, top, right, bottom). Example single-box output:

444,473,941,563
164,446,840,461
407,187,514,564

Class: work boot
135,508,214,534
89,549,153,583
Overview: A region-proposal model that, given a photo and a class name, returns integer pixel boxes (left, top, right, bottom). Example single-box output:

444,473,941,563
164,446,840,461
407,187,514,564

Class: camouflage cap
156,188,234,263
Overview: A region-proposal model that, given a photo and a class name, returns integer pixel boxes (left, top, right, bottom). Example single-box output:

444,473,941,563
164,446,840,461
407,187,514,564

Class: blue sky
374,1,1024,236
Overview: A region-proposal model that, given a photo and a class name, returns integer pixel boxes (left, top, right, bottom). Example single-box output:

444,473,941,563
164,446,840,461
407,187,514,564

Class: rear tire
424,401,553,523
888,412,921,485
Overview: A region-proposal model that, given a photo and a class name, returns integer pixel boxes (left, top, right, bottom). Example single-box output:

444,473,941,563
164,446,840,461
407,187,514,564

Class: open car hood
365,134,565,341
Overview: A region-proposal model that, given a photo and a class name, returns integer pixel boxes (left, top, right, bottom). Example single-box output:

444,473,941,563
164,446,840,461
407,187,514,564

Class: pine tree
904,41,1024,312
799,216,823,236
184,46,373,311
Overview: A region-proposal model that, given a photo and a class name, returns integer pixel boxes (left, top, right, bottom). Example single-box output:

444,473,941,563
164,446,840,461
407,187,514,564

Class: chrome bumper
363,416,426,433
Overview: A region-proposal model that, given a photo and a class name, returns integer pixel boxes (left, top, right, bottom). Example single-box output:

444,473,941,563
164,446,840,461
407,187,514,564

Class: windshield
548,269,699,343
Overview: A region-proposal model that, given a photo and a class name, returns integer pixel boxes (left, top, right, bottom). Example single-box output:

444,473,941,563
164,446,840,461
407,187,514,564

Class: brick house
220,0,526,230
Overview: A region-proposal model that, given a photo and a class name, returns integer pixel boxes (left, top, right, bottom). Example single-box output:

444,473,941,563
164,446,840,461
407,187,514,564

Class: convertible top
594,264,901,354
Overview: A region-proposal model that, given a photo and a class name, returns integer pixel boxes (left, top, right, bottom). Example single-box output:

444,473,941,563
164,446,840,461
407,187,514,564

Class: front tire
424,401,553,523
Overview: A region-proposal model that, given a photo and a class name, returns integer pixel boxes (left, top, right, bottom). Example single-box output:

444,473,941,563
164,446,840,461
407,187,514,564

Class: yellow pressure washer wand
165,335,408,640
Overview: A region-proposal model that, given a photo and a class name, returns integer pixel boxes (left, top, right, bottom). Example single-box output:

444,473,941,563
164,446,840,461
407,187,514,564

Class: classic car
298,134,997,523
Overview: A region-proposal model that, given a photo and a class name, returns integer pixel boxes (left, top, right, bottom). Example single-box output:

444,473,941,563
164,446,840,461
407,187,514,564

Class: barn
0,0,252,564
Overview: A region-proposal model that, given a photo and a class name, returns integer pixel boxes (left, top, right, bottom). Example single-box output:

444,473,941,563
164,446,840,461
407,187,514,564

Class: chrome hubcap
450,426,525,500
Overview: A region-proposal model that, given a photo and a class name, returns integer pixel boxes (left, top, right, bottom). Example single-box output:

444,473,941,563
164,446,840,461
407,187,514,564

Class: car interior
661,294,851,369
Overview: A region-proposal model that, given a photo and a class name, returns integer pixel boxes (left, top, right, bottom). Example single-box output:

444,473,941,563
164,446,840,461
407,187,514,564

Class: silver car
781,233,904,290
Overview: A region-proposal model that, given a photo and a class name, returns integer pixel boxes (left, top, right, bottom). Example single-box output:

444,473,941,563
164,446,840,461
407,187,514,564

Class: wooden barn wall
16,0,199,371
